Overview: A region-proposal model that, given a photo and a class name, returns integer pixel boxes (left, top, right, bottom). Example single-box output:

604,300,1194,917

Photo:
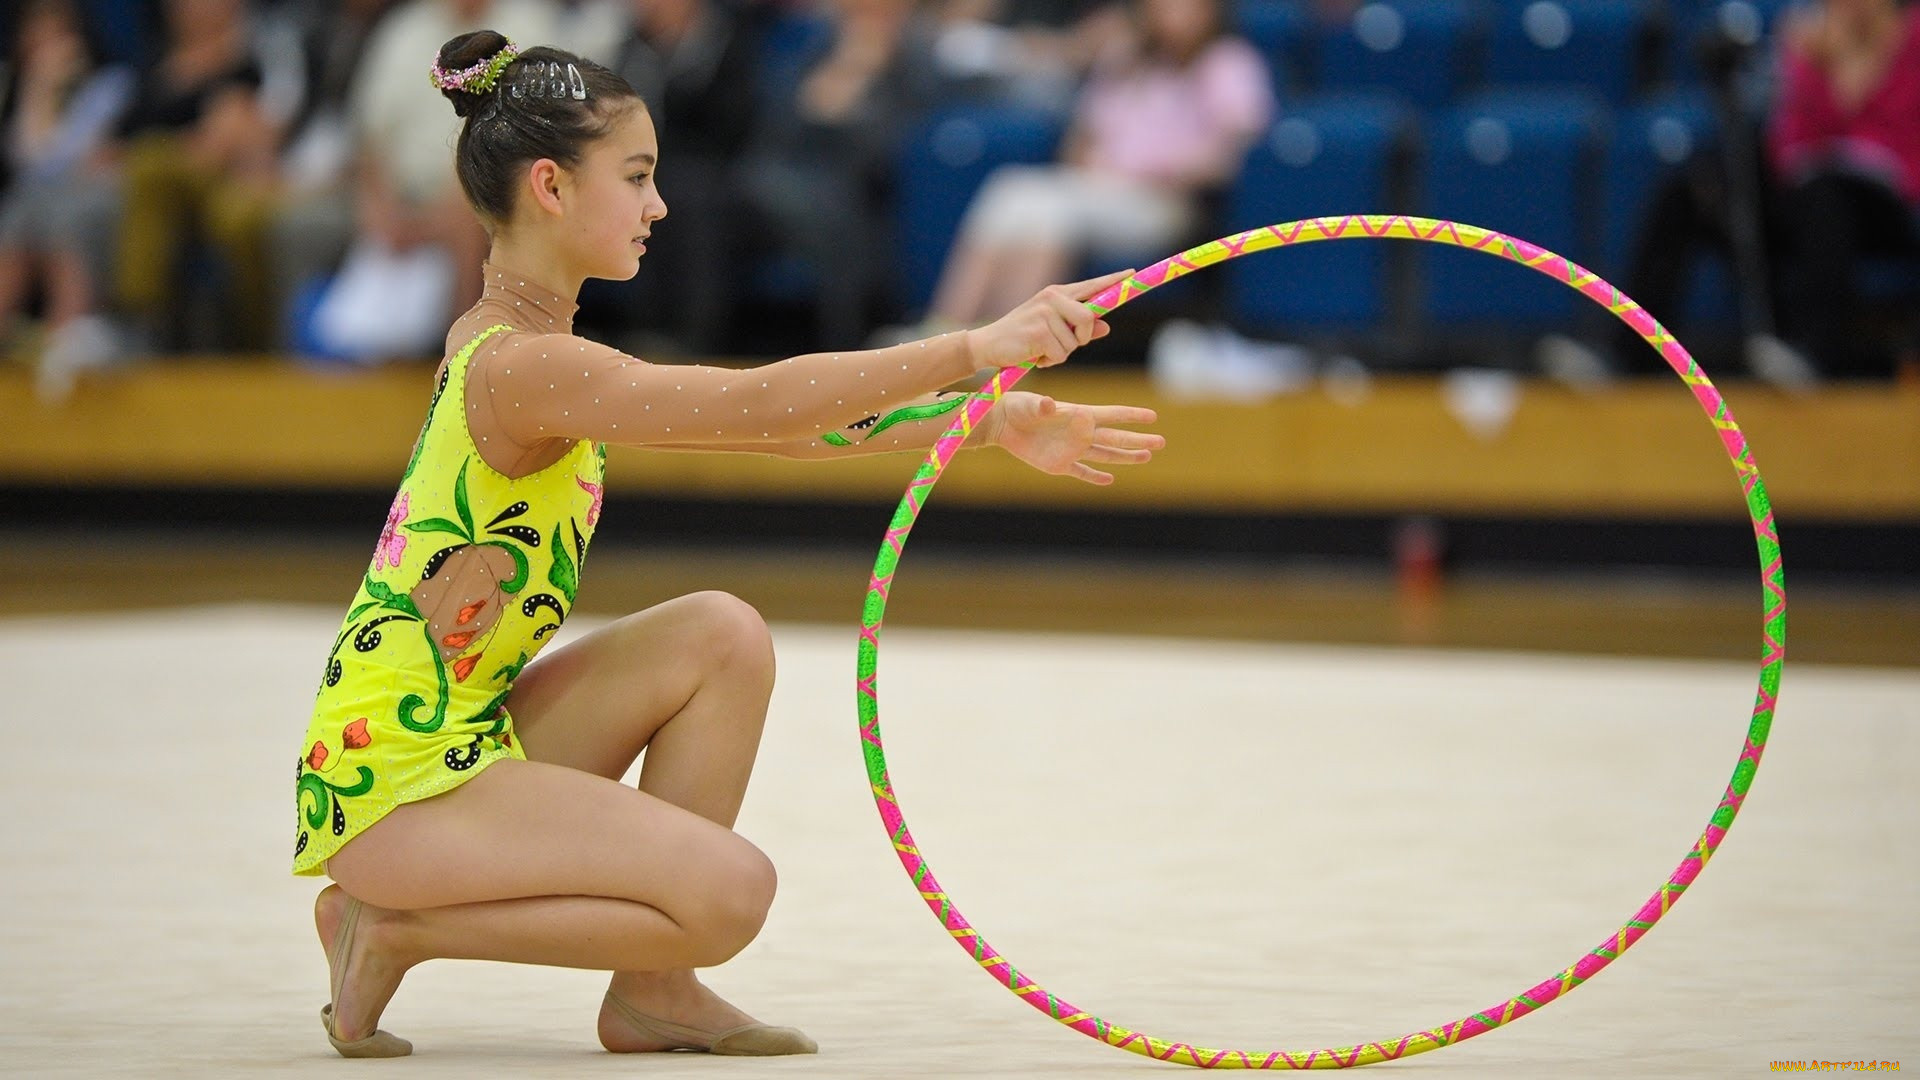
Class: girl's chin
591,252,644,281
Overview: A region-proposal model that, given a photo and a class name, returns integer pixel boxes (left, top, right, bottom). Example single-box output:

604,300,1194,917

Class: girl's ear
527,158,565,217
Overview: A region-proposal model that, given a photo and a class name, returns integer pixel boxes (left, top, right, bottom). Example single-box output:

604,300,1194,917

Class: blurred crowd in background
1,0,1916,402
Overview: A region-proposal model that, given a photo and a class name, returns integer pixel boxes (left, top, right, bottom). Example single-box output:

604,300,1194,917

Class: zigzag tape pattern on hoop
855,216,1785,1069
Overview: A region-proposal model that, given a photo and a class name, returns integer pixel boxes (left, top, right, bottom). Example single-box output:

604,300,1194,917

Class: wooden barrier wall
3,361,1916,520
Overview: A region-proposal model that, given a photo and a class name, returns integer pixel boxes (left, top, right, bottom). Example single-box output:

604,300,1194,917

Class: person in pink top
924,0,1273,330
1769,0,1920,377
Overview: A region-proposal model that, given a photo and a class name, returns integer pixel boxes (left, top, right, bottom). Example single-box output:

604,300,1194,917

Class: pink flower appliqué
375,491,410,569
575,475,603,527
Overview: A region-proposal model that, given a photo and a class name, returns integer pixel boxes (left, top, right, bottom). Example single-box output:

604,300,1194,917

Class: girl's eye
630,173,652,186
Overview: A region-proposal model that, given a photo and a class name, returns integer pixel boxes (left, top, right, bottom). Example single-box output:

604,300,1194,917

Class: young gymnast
293,31,1163,1059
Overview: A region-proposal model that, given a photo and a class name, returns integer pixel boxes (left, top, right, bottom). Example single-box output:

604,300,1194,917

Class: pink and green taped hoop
855,215,1786,1068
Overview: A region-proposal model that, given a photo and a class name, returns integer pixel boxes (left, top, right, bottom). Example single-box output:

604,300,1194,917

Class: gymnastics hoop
855,216,1785,1069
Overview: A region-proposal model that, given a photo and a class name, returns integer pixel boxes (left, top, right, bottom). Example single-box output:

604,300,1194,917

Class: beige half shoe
320,898,412,1058
603,991,818,1055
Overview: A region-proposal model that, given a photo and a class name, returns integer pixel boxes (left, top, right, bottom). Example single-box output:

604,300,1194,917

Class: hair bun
433,30,518,117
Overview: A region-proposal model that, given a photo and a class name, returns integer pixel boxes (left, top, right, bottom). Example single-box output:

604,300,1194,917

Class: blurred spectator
306,0,572,362
109,0,283,350
1769,0,1920,378
0,1,165,71
930,0,1127,113
557,0,631,57
76,0,164,68
735,0,959,349
577,0,762,353
921,0,1271,331
0,0,133,398
1583,8,1797,383
263,0,397,352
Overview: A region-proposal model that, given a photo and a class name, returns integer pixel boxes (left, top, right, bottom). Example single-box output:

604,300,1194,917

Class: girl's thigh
325,757,769,915
506,591,771,780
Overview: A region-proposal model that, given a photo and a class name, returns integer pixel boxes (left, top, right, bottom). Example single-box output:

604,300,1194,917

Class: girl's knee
690,842,776,965
678,591,773,671
729,843,777,929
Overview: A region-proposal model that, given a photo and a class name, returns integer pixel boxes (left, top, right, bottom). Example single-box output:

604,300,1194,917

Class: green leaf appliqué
453,459,474,539
548,522,577,603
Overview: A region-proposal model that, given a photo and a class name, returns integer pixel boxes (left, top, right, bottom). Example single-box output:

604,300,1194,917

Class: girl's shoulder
462,326,641,391
484,327,629,363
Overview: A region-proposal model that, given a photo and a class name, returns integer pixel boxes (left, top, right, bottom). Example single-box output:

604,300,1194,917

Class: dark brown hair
435,31,644,224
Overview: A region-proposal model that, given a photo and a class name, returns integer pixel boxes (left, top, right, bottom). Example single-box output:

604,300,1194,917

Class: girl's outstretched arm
647,390,984,457
473,271,1132,453
647,390,1166,485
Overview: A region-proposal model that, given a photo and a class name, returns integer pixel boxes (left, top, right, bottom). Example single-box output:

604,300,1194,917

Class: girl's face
553,105,669,281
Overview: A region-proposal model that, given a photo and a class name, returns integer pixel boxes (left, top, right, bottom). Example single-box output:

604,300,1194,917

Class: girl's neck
485,239,583,304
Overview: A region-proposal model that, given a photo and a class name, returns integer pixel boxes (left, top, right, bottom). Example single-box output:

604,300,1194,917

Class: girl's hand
964,268,1134,370
987,391,1164,486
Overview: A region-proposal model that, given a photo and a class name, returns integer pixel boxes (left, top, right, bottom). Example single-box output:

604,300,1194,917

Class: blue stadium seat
80,0,157,66
1601,90,1738,326
1418,90,1607,328
1484,0,1649,108
1601,91,1714,274
1316,0,1478,106
1666,0,1795,89
894,105,1066,312
1235,0,1313,96
756,11,834,105
1226,93,1409,331
730,13,837,309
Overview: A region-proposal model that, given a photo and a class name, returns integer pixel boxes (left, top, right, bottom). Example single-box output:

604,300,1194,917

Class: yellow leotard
292,322,604,876
288,253,996,876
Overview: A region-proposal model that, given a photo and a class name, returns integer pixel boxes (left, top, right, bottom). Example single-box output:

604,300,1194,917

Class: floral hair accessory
429,41,520,94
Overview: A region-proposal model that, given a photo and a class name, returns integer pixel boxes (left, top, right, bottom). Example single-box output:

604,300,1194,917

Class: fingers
1042,308,1079,363
1082,444,1154,465
1014,318,1062,367
1042,288,1100,346
1087,404,1157,426
1022,291,1099,366
1092,427,1165,451
1067,461,1114,485
1000,276,1126,368
1058,267,1138,302
1026,319,1068,367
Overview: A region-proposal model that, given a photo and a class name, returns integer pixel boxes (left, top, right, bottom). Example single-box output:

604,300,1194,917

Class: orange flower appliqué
341,718,371,750
306,741,329,771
